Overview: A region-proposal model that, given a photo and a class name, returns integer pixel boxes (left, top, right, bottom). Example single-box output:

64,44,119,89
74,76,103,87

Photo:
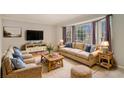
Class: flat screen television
26,30,43,40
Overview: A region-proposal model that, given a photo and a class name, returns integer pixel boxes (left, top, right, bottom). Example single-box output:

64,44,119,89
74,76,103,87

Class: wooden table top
99,51,113,56
42,53,64,62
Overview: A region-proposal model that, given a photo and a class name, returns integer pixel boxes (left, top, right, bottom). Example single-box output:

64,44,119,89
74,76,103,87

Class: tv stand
24,43,47,53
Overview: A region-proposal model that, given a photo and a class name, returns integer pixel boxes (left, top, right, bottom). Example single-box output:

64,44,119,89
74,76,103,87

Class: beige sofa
1,47,42,78
59,42,100,67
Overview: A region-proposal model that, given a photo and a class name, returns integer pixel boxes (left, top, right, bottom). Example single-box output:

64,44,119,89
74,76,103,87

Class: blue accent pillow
85,45,91,52
13,46,20,50
11,58,26,69
14,48,22,56
65,43,72,48
13,53,24,61
13,47,24,61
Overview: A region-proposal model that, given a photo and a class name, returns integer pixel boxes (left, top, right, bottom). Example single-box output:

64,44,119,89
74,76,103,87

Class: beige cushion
70,48,82,53
72,42,75,48
26,63,37,68
21,51,29,54
71,65,92,78
59,48,71,53
76,51,90,60
60,47,90,59
24,58,35,64
74,42,84,50
22,54,33,59
60,48,82,54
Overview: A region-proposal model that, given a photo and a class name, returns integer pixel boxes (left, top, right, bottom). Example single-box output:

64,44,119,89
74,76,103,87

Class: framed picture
3,26,22,38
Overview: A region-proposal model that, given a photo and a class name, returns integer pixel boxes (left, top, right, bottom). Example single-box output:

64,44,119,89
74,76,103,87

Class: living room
0,14,124,78
1,1,124,93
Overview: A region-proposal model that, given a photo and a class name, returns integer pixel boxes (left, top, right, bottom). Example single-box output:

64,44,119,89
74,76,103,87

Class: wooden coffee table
41,53,64,72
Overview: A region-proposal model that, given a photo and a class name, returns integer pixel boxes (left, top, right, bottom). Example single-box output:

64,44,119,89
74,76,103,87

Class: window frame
75,23,93,44
66,26,72,43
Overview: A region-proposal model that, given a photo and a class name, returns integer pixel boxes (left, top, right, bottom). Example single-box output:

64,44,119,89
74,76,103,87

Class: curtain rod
95,14,112,22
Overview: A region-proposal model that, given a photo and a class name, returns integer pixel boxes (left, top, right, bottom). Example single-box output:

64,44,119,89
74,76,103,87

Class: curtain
106,15,112,51
72,26,76,42
62,27,66,44
92,21,96,44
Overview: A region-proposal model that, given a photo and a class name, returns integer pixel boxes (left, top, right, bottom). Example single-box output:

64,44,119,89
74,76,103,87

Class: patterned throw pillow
12,53,24,61
14,48,22,56
13,47,24,61
11,58,26,69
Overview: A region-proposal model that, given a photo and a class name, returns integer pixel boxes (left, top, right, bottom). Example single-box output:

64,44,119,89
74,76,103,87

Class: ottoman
71,65,92,78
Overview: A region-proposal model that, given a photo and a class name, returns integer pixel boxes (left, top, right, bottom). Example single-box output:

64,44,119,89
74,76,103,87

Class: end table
98,51,113,69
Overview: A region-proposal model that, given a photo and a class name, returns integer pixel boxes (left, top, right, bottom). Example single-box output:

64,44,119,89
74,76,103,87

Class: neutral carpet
34,55,124,78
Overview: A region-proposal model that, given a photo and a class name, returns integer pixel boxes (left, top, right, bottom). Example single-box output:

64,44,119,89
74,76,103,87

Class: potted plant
46,44,54,57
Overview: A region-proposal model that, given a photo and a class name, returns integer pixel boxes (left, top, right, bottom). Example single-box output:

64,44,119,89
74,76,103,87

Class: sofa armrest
59,45,65,48
8,65,42,78
90,50,100,57
88,50,100,61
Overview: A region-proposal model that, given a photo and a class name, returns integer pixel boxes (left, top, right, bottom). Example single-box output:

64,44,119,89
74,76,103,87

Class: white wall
2,19,57,52
56,14,124,67
0,16,2,76
112,15,124,67
56,26,63,43
0,17,1,59
0,17,1,57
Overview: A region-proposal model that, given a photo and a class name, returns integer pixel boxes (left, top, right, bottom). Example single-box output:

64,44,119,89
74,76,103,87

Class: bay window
75,23,92,44
63,15,112,47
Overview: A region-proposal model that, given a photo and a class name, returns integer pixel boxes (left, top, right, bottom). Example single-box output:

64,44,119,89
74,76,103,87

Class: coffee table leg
41,55,43,63
48,61,51,72
61,60,63,67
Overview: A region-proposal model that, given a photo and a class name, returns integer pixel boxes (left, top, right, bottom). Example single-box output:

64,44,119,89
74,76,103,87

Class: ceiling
1,14,84,25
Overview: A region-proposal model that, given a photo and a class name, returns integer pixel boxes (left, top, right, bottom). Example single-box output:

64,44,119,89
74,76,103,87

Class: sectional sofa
1,47,42,78
59,42,100,67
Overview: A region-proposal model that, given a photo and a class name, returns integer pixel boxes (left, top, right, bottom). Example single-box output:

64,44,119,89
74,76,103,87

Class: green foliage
46,44,54,54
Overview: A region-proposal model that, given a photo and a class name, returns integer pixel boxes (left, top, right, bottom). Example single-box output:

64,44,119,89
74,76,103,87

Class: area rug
33,55,124,78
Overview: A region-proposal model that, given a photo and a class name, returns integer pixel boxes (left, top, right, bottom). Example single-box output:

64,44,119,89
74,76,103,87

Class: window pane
66,26,72,43
97,18,106,44
75,23,92,44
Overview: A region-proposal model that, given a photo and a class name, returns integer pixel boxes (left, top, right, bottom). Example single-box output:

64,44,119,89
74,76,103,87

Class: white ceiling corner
1,14,84,25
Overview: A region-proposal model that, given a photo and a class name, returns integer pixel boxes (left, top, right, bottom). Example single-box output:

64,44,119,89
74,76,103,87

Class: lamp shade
60,39,64,43
101,41,109,47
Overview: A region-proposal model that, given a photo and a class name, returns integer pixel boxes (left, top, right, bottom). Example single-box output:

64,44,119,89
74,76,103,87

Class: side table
98,51,113,69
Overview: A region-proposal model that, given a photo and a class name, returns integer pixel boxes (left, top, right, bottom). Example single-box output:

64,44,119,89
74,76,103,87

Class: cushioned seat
22,54,33,59
60,48,90,59
71,65,92,78
60,48,82,54
24,58,35,64
76,51,90,60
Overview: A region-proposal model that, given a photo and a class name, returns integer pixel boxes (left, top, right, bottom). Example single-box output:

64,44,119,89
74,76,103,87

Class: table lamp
101,41,109,54
59,39,64,46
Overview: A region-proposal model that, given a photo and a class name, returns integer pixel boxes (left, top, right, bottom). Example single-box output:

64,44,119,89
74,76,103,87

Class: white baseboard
117,65,124,69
